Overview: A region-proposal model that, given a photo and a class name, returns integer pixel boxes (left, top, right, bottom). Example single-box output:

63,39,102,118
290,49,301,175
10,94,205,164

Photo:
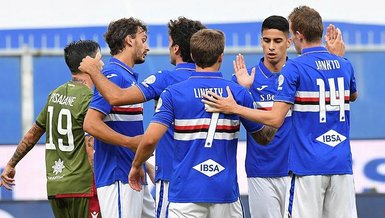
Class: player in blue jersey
203,6,358,218
82,18,155,218
128,29,277,217
79,17,206,218
231,15,292,218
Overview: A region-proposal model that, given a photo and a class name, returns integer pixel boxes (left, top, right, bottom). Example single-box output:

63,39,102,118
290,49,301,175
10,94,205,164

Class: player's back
278,46,357,175
37,81,94,196
162,71,261,203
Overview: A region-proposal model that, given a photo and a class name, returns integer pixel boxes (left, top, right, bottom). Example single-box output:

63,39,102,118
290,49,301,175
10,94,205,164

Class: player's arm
85,134,95,172
145,162,156,184
79,55,145,106
250,126,277,145
83,109,142,151
202,86,290,128
129,122,168,191
0,123,45,190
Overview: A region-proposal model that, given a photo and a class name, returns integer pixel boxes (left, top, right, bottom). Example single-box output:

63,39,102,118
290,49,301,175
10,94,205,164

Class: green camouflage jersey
36,81,93,198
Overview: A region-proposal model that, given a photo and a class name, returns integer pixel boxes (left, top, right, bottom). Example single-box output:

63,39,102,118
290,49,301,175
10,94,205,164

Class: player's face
261,29,291,67
133,28,150,64
168,36,177,65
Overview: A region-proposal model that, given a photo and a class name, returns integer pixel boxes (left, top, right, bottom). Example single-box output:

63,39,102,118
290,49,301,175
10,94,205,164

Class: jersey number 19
45,106,75,151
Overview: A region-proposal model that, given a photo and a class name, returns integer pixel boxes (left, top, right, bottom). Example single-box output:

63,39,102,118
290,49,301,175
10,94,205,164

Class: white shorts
248,176,290,218
168,198,244,218
288,174,357,218
155,180,169,218
97,181,155,218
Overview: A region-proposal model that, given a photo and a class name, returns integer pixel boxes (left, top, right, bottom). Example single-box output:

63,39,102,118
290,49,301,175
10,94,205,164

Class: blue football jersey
89,57,145,188
232,58,291,177
275,46,357,175
136,63,195,182
152,71,263,203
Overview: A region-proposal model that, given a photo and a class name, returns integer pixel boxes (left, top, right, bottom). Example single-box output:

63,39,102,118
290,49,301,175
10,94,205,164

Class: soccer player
128,29,277,217
79,17,206,218
203,6,358,218
82,18,154,218
0,40,104,218
231,15,292,218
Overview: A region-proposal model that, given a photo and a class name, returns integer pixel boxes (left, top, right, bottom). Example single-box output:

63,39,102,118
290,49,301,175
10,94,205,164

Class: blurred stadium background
1,0,385,217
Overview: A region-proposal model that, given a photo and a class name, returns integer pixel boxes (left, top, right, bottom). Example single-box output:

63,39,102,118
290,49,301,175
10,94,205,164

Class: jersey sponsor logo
316,129,346,147
91,211,99,218
193,159,225,177
52,158,65,175
106,73,117,79
256,85,268,91
48,158,65,180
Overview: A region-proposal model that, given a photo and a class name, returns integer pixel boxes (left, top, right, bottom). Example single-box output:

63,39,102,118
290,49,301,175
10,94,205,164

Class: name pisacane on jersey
316,129,346,147
193,159,225,177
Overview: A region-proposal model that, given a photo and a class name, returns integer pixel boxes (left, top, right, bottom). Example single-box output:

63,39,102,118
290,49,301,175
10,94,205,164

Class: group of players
0,5,358,218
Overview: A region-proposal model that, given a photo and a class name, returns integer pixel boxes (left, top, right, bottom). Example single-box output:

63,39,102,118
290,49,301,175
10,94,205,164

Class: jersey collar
190,71,224,78
257,58,274,78
109,57,139,80
301,46,328,55
175,62,195,71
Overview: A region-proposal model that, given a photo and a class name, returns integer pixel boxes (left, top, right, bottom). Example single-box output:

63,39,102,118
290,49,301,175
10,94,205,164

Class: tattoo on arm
9,124,44,167
85,135,94,171
252,126,277,145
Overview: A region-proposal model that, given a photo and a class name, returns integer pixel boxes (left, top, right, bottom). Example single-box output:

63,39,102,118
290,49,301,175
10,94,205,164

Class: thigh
120,181,145,218
209,199,243,218
168,202,208,218
288,175,324,218
155,180,169,218
50,198,90,218
323,175,357,218
142,185,155,218
97,182,120,218
248,177,289,218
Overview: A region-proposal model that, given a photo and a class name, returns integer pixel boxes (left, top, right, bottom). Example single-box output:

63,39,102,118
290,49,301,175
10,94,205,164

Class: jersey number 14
316,77,346,123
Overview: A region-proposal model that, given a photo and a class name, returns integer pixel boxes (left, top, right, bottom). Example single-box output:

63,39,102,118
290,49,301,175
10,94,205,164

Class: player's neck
72,74,93,89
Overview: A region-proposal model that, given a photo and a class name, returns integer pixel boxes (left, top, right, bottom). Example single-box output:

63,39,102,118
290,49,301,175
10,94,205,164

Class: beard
135,57,145,64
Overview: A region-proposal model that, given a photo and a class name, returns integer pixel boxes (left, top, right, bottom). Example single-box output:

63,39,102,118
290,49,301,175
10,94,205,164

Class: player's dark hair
64,40,100,74
190,29,225,68
262,15,289,35
168,17,206,63
288,5,323,42
104,17,147,55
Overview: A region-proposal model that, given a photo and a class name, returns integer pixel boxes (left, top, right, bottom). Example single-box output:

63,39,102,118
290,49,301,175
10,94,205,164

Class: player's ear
125,35,134,47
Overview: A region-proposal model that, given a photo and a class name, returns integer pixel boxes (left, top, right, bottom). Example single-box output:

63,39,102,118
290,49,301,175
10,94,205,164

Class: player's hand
325,24,345,57
0,164,16,190
202,86,238,114
79,51,104,75
128,165,145,191
233,54,255,89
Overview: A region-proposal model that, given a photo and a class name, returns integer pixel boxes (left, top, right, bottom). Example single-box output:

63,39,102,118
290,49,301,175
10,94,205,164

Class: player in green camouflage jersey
0,40,108,218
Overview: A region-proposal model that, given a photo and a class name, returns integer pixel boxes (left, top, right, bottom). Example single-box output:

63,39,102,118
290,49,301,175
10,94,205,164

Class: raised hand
325,24,345,57
0,164,16,190
78,51,104,75
233,54,255,89
202,86,238,114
